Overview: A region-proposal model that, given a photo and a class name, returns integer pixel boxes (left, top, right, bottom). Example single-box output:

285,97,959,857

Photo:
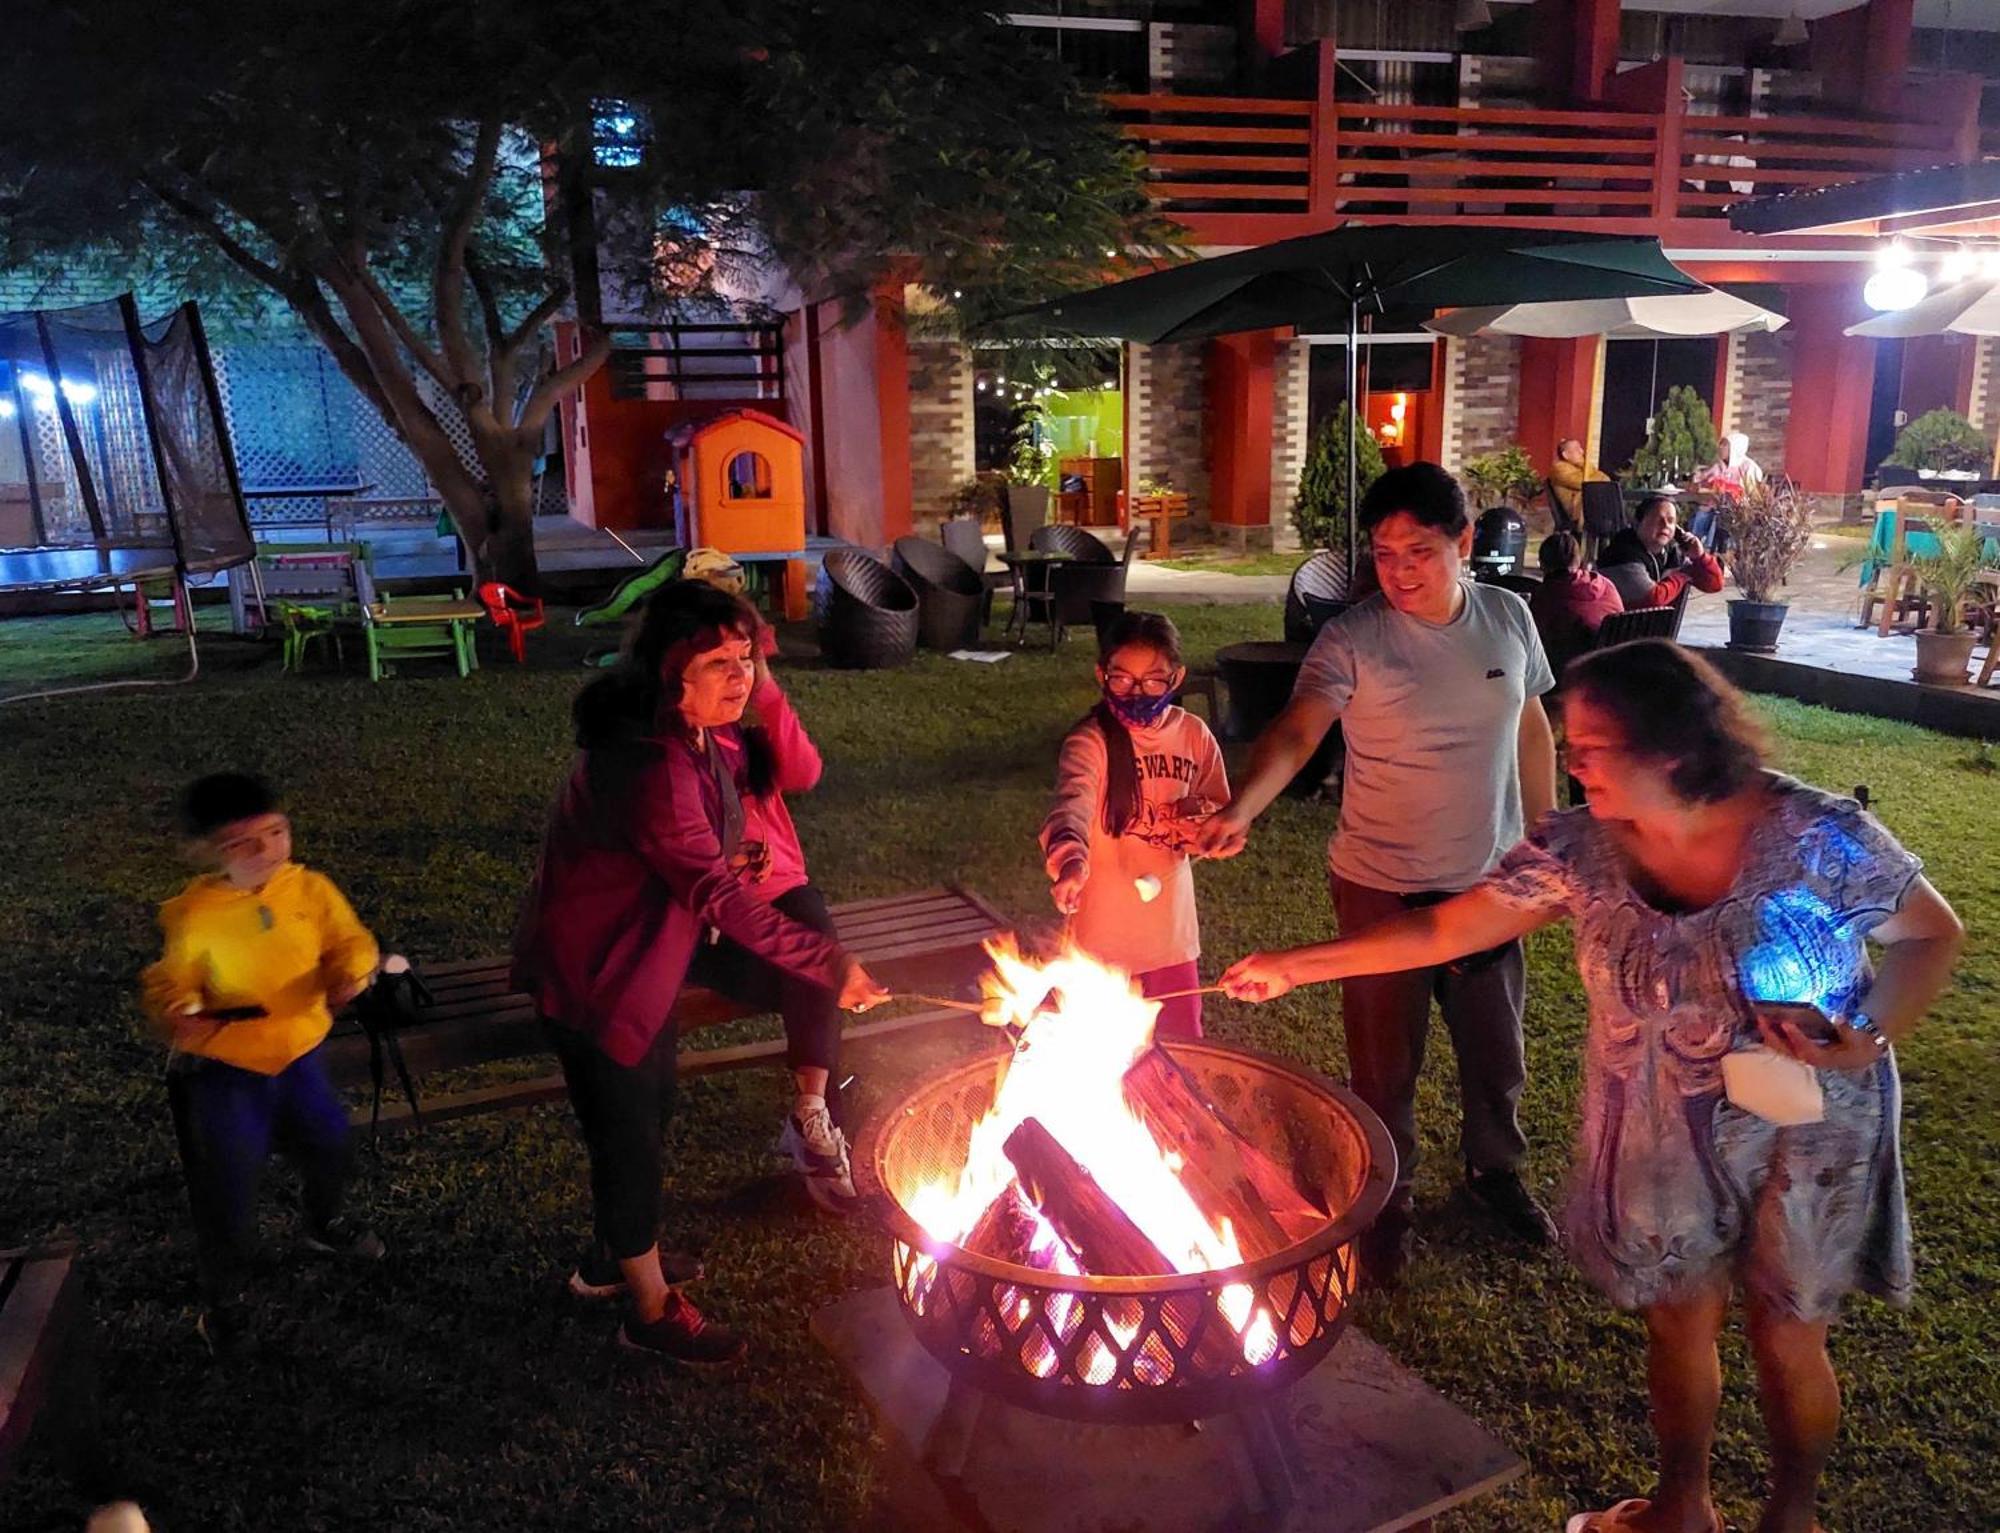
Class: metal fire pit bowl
857,1039,1396,1427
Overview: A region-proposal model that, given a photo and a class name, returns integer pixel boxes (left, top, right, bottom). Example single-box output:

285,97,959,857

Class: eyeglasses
1103,671,1177,698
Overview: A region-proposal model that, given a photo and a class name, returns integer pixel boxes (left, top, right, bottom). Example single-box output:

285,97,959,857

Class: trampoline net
0,297,252,573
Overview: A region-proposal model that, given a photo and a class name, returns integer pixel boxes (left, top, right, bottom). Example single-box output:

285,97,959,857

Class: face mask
1103,687,1176,729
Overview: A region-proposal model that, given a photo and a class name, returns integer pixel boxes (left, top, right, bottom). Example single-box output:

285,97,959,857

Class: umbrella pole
1346,296,1359,591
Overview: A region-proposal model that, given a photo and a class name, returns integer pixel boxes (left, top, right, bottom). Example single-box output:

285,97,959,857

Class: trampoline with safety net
1,295,253,701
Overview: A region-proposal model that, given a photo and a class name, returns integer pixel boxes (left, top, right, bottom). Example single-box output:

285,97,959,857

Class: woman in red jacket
713,628,867,1207
513,582,886,1366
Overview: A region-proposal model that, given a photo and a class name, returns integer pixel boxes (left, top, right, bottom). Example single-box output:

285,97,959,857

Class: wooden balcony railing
1104,78,1967,240
604,322,784,403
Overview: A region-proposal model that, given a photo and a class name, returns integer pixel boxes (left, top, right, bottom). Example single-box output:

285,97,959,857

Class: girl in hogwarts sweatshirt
1040,611,1229,1037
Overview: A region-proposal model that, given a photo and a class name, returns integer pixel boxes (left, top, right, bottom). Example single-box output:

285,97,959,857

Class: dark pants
1331,876,1528,1211
688,882,843,1097
551,882,845,1262
166,1044,353,1304
548,1018,679,1263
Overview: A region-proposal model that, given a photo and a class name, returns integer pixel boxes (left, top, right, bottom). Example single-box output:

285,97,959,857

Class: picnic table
363,593,482,680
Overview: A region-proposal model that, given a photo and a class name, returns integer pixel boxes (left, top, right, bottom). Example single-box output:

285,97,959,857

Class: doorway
1599,337,1719,478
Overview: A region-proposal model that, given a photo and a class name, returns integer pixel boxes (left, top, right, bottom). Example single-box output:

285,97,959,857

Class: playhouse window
726,451,773,499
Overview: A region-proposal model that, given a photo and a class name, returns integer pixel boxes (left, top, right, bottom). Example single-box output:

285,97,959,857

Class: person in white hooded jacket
1039,611,1228,1036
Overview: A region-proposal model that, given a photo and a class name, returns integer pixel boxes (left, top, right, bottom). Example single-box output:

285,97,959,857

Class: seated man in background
1598,493,1725,610
1528,532,1623,678
1547,437,1607,535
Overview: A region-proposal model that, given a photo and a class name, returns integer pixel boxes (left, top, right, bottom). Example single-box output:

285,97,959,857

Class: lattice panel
212,341,566,526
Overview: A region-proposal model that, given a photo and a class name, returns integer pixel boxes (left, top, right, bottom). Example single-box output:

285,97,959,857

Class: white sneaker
778,1103,857,1209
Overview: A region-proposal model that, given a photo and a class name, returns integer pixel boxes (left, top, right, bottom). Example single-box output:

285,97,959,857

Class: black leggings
550,882,844,1261
687,882,843,1084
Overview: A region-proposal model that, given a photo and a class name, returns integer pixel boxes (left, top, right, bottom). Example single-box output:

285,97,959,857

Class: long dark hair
1566,640,1768,803
1093,611,1183,837
574,581,762,753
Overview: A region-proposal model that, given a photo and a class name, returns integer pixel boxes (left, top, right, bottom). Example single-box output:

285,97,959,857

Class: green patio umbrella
1004,226,1704,579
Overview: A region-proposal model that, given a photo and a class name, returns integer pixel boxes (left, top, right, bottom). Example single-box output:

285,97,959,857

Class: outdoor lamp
1942,249,1977,284
1863,247,1927,313
1863,267,1928,313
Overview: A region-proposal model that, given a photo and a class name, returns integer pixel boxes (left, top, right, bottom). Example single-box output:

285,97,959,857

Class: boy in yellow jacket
141,773,386,1355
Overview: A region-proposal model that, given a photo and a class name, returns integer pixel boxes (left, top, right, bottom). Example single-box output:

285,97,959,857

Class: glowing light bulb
1863,266,1928,312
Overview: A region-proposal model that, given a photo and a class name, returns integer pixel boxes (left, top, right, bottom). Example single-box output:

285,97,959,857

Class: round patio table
998,550,1071,648
1214,640,1342,799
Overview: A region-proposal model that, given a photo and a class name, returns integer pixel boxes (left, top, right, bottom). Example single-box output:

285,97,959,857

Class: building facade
559,0,2000,549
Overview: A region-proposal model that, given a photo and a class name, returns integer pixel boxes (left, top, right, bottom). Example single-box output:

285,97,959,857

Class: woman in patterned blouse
1222,641,1963,1533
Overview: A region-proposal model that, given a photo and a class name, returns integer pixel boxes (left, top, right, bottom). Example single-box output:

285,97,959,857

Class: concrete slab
812,1285,1523,1533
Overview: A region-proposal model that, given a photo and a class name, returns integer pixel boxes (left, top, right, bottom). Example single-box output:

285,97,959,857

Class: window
726,450,773,499
593,100,648,169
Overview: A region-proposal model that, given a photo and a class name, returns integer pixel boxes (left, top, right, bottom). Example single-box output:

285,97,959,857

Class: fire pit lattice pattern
865,1042,1391,1425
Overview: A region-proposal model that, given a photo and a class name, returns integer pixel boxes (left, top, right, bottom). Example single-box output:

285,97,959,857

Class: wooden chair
1859,507,1936,637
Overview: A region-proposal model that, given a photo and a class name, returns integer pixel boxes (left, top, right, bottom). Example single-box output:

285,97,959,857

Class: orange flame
905,937,1278,1369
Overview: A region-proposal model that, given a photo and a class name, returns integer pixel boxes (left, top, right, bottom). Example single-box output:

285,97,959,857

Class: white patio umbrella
1845,277,2000,338
1425,288,1787,339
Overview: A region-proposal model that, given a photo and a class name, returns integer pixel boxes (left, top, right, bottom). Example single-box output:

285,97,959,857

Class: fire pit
857,943,1394,1432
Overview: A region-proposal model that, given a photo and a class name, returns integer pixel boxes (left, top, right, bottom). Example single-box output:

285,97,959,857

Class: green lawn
1,608,1994,1531
1153,549,1307,578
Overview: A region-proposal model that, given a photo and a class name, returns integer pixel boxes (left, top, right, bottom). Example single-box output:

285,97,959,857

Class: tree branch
434,115,503,405
138,173,288,294
462,251,509,356
341,242,458,396
507,283,570,354
518,328,612,433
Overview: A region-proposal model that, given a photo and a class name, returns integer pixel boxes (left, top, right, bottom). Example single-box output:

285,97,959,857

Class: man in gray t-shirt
1200,462,1558,1286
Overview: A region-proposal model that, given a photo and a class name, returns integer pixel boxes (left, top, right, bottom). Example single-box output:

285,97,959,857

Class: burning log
1002,1117,1176,1276
958,1182,1055,1269
1120,1047,1328,1256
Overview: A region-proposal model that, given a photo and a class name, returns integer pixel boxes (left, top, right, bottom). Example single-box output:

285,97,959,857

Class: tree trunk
472,438,542,592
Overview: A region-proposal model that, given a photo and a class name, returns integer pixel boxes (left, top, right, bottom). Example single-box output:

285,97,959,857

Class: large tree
0,0,1170,585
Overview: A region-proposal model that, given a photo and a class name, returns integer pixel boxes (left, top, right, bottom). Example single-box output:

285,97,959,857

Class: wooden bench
324,885,1011,1133
0,1247,95,1490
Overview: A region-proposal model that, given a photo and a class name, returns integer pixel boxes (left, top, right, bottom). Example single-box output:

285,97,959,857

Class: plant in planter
1460,445,1540,512
1625,385,1720,490
1291,402,1385,554
1883,408,1989,478
945,472,1009,525
1719,476,1815,652
1908,520,1990,685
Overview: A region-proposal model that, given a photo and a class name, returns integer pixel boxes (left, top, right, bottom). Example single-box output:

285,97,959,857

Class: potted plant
1460,445,1540,513
1625,385,1720,490
1908,520,1989,685
1883,408,1989,479
1719,476,1815,652
1291,402,1385,555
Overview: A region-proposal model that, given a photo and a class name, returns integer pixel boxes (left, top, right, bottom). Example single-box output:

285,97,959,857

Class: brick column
906,337,973,526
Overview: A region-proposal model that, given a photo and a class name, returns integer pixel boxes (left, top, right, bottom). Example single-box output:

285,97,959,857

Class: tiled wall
1127,341,1209,522
1440,333,1521,473
907,336,974,522
1724,327,1795,474
1270,338,1311,545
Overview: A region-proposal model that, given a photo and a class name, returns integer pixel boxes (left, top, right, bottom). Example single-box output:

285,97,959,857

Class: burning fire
903,938,1280,1376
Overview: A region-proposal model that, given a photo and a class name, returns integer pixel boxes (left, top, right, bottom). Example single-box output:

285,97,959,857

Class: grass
1152,549,1306,578
2,607,1995,1531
